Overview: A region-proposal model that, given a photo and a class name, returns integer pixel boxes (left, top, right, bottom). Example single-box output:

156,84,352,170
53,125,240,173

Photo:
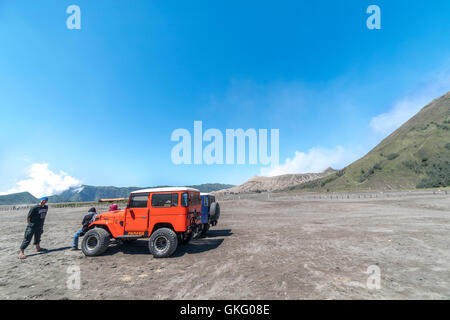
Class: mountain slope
0,192,38,205
288,92,450,192
47,185,142,203
215,168,336,194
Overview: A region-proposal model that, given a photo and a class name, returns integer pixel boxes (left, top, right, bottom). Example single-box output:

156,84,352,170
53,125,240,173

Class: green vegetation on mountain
287,92,450,192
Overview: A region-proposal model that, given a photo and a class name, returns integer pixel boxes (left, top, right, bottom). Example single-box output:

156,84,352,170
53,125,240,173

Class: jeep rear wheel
82,228,111,257
200,223,210,236
148,228,178,258
178,231,193,245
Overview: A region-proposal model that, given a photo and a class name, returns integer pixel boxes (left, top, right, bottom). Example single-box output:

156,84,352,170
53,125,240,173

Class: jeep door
148,192,184,231
124,193,149,235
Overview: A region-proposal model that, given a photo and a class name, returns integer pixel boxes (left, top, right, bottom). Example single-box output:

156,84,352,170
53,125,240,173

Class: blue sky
1,1,450,196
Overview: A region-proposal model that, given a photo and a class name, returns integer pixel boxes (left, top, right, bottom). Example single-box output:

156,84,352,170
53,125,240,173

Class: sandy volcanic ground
1,191,449,300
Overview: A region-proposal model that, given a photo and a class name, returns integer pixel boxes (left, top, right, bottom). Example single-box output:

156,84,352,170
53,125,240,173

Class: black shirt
82,212,97,232
27,205,48,226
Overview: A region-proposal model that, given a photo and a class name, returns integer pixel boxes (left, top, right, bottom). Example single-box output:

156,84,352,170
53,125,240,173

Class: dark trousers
20,223,43,250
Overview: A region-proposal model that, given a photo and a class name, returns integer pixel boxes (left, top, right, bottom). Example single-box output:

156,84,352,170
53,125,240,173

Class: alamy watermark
66,5,81,30
66,4,381,30
365,265,381,290
65,5,380,31
66,265,81,290
171,121,279,166
367,5,381,30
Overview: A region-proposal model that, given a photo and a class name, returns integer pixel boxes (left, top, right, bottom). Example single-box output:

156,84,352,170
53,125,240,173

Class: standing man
18,197,49,259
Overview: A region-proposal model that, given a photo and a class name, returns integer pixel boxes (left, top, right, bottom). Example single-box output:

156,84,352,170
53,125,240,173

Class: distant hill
0,192,38,205
48,183,235,203
286,92,450,192
189,183,235,193
0,183,234,205
51,183,236,203
215,168,336,194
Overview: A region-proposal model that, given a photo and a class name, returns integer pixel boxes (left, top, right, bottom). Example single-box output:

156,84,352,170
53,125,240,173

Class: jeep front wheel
148,228,178,258
82,228,111,257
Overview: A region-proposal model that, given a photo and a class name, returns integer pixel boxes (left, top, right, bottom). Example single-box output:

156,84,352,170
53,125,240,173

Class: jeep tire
148,228,178,258
82,228,111,257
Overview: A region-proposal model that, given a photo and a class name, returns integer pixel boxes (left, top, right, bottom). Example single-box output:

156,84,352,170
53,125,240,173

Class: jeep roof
130,187,200,194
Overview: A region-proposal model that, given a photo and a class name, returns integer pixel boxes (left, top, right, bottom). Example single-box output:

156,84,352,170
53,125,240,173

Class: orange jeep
81,187,202,258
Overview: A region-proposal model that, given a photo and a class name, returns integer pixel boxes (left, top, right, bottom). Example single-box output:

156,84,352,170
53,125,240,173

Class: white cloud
370,95,432,135
260,146,358,176
0,163,81,198
370,71,450,135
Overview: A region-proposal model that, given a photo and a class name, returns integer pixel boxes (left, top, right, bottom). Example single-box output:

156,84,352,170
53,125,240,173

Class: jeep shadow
101,229,232,257
198,229,233,238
